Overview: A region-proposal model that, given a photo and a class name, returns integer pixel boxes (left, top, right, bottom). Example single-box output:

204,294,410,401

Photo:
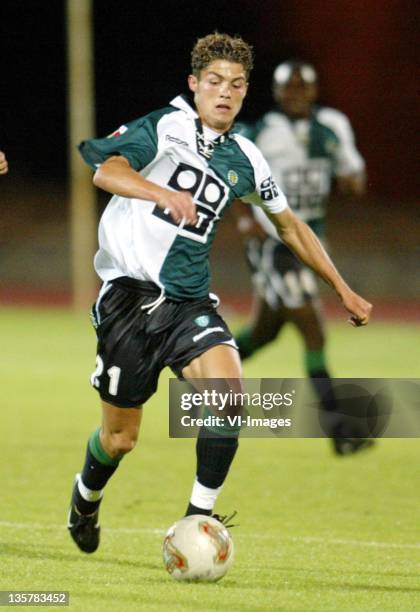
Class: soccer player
0,151,8,174
68,35,372,553
235,59,369,455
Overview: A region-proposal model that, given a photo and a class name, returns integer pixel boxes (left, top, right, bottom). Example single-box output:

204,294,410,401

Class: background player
235,60,369,455
67,37,372,554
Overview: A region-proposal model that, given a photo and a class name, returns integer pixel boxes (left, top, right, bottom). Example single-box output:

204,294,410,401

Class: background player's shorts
246,237,318,310
90,277,237,407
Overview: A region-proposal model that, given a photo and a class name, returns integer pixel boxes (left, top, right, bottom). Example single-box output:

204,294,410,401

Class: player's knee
104,430,138,457
308,329,326,350
299,319,325,350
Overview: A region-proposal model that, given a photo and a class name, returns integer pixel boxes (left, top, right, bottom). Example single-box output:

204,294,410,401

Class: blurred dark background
0,0,419,307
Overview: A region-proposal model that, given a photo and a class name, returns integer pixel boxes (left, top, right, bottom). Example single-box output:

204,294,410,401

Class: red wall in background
258,1,418,200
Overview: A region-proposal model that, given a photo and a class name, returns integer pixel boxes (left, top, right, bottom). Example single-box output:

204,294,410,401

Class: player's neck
199,117,232,135
279,105,312,120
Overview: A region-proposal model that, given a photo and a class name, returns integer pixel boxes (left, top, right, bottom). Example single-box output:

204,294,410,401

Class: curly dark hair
191,32,254,78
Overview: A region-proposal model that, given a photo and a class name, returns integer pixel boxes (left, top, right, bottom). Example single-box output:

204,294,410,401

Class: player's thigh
250,295,287,339
182,345,244,400
182,345,242,381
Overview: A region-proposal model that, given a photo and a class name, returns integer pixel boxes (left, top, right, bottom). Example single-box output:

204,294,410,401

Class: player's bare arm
0,151,8,175
93,155,197,225
271,207,372,326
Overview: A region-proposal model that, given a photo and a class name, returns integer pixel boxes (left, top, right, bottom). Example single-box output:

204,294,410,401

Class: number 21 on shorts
91,355,121,396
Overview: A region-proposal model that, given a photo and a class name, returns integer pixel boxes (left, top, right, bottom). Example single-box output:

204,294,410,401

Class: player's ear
188,74,198,93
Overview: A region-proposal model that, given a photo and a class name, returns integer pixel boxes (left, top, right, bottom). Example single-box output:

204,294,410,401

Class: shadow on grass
258,565,420,581
229,565,420,594
72,590,240,612
4,543,418,597
304,578,420,594
1,542,160,572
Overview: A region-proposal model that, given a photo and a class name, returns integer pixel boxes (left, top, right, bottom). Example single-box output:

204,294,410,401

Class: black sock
310,369,351,437
184,422,240,517
73,431,120,515
184,432,238,517
309,368,334,410
185,503,212,517
196,427,239,489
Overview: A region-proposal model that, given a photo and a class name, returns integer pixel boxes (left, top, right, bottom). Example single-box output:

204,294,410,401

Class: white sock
190,478,222,511
77,475,104,503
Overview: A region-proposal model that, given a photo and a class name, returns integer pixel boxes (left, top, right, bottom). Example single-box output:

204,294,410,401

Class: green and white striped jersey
79,95,288,300
240,107,365,238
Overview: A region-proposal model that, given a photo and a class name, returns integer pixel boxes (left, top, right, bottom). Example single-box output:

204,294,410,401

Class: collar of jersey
267,106,319,124
170,94,199,118
170,94,234,139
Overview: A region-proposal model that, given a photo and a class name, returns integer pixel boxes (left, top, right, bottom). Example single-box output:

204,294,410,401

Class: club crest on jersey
227,170,238,186
194,315,210,327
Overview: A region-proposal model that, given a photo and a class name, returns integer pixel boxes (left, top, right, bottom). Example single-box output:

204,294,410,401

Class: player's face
274,71,318,118
188,60,248,132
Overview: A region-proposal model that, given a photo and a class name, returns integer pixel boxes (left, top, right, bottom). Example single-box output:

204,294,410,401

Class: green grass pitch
1,307,419,611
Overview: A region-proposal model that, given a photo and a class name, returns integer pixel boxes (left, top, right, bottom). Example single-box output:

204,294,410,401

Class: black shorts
90,277,237,407
246,237,318,310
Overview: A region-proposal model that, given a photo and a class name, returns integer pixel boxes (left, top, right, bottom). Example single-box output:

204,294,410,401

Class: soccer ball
162,514,234,582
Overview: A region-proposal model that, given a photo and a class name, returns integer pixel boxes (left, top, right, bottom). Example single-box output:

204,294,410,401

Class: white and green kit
79,95,288,300
250,106,365,239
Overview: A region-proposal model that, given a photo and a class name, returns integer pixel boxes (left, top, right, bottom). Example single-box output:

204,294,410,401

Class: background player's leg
285,300,338,424
182,345,242,516
236,296,286,360
284,299,329,375
288,301,374,454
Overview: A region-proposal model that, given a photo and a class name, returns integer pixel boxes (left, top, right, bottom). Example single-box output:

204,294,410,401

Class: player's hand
341,289,373,327
0,151,8,175
157,190,197,225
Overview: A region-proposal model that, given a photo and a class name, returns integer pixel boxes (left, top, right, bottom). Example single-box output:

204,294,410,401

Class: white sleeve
318,108,365,177
233,134,289,213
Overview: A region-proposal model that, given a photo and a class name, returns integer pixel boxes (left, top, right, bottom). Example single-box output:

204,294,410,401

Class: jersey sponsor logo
152,162,229,243
227,169,238,186
194,315,210,327
283,160,330,217
260,176,280,201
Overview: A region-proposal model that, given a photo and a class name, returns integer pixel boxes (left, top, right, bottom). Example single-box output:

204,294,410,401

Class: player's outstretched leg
181,345,242,518
185,424,240,517
68,403,141,553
